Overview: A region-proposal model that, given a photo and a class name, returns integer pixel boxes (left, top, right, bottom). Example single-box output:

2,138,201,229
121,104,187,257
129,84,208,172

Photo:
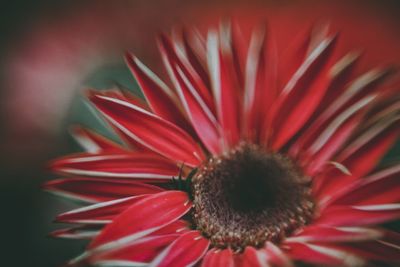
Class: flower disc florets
192,143,314,250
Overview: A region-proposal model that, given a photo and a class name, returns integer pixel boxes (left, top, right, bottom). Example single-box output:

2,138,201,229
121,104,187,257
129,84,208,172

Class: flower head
46,21,400,266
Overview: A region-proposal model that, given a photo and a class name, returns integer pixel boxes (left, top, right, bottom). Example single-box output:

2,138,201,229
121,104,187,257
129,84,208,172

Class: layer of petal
150,230,210,267
89,93,205,166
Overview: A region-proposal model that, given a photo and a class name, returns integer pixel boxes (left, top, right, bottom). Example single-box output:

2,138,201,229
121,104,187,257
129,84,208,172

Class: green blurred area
67,64,141,145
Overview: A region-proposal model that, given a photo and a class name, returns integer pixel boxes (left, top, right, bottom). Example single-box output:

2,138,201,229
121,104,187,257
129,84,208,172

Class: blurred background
0,0,399,266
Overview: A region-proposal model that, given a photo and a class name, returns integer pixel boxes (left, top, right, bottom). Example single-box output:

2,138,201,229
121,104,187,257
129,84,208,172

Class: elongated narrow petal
91,88,149,109
288,52,360,158
315,118,399,205
307,237,400,264
335,112,399,177
202,248,235,267
244,26,277,143
285,242,365,267
125,53,194,135
382,230,400,247
89,93,205,166
286,226,383,243
230,20,247,89
50,225,101,240
85,221,192,266
347,230,400,262
85,89,152,151
89,191,191,249
56,195,146,224
182,28,211,89
44,178,164,203
330,164,400,206
304,96,375,175
241,246,268,267
241,244,293,267
173,63,222,154
344,241,400,263
316,204,400,226
313,52,360,113
279,24,332,86
208,27,241,148
271,35,336,150
150,230,210,267
263,242,294,267
159,34,222,154
50,152,179,180
90,234,181,266
150,220,190,236
70,126,123,153
159,33,215,113
217,39,241,148
289,67,393,160
317,68,393,124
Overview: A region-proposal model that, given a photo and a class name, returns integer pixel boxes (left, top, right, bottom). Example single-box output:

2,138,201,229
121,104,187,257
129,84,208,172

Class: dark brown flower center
191,143,314,250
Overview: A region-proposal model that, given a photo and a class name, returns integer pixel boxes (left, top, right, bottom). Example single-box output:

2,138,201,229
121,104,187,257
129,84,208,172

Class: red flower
46,22,400,266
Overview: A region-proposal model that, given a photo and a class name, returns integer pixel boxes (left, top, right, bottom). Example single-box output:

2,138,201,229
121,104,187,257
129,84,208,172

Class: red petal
85,89,153,152
279,24,329,86
304,115,362,176
92,88,149,109
330,165,400,206
50,225,101,240
335,111,399,177
286,225,382,243
160,34,222,154
230,20,246,89
299,237,400,264
309,52,360,119
186,28,207,64
70,126,123,153
244,26,277,144
342,241,400,263
173,62,222,154
208,28,241,148
202,248,234,267
89,93,205,166
271,35,337,150
158,34,215,113
303,95,375,175
217,35,242,148
289,67,392,160
240,243,293,267
90,234,181,266
316,68,393,125
314,118,399,205
287,52,360,158
89,191,191,249
150,230,210,267
88,221,190,265
182,28,211,90
383,230,400,247
240,246,263,267
125,53,194,135
150,220,190,236
56,195,146,224
50,152,179,180
285,242,365,267
316,204,400,226
263,242,293,267
44,177,164,203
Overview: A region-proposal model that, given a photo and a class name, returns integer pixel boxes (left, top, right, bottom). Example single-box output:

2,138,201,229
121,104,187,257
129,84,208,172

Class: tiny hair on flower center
191,143,314,250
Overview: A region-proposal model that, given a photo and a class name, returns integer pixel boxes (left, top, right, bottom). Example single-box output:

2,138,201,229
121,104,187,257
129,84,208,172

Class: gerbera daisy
45,21,400,267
